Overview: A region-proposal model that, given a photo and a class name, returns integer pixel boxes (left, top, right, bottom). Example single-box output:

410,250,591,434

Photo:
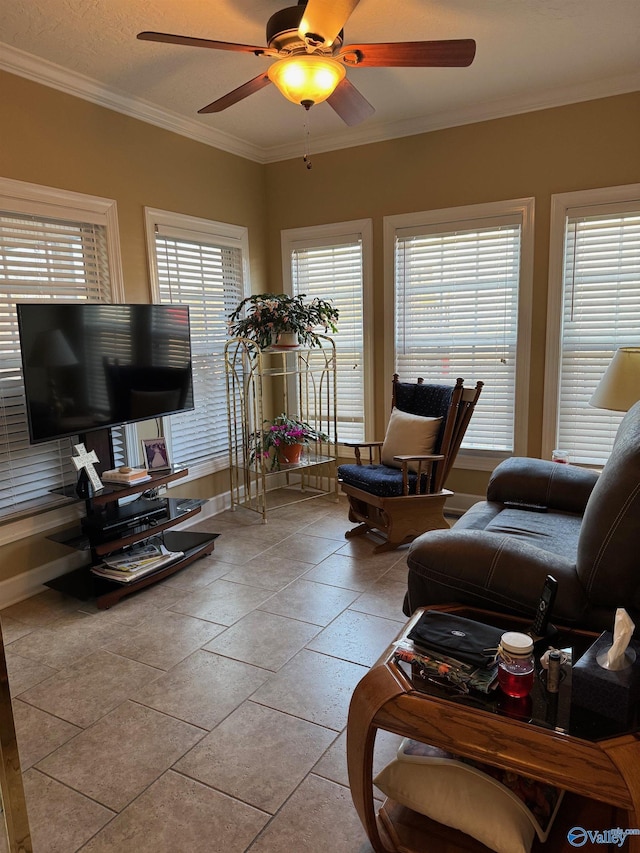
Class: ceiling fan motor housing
266,4,343,52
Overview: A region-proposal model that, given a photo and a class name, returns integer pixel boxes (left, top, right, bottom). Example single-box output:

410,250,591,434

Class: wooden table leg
603,738,640,852
347,664,408,853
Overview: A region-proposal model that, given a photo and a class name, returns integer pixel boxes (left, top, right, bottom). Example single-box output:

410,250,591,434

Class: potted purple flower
249,413,330,470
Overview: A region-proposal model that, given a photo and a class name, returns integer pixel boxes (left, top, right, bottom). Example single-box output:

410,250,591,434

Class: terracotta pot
277,443,304,464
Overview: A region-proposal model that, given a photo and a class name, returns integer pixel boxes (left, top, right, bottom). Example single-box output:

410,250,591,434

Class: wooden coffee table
347,605,640,853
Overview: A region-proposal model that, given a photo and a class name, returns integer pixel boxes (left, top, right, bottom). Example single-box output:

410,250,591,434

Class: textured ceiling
1,0,639,162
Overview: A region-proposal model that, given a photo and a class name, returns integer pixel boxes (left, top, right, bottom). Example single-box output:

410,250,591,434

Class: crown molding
262,71,640,162
0,42,264,163
2,41,639,166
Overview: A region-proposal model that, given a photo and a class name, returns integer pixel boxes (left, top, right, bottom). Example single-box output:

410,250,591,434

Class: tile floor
1,494,414,852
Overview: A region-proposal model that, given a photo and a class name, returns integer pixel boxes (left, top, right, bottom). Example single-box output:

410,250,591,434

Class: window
0,178,123,521
385,200,534,465
145,209,249,478
281,220,373,443
543,184,640,465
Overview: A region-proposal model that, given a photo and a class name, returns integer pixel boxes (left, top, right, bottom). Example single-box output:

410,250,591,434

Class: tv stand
48,467,218,609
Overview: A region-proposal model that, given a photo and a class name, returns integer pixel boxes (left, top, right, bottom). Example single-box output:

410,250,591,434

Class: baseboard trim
445,492,483,517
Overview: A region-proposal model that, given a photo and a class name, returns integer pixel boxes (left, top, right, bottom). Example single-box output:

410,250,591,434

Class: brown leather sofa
404,401,640,632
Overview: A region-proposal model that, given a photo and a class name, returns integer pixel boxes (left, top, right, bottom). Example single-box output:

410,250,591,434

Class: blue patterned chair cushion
338,463,427,497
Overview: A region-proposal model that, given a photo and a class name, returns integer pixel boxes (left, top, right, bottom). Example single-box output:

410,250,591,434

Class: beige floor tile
176,701,336,813
303,552,391,591
18,649,160,727
106,610,225,670
169,579,274,626
203,610,320,671
307,610,404,667
5,652,58,697
79,770,268,853
258,578,359,627
348,576,409,622
0,615,34,644
312,728,403,791
78,582,188,627
22,768,114,853
248,773,374,853
381,559,411,584
336,537,410,568
204,537,277,566
221,552,312,591
37,701,204,811
133,649,269,730
160,555,237,590
13,699,81,770
251,648,367,730
7,611,138,670
1,589,79,627
261,532,342,565
301,511,353,541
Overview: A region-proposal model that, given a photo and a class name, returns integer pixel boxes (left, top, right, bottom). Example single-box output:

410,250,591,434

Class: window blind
154,231,244,469
0,212,112,516
394,219,522,452
557,207,640,464
290,235,364,443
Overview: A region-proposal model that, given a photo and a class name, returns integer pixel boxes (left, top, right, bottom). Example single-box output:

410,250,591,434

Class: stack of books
91,541,183,583
101,467,152,485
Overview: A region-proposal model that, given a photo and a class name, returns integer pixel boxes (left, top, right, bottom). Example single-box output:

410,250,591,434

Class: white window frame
384,198,534,470
0,176,124,544
281,219,374,445
542,183,640,463
145,208,250,482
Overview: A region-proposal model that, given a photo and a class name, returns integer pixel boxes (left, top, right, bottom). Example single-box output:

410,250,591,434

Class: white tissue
600,608,636,670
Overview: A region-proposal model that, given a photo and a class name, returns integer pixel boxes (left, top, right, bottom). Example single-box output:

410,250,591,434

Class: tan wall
0,70,268,583
1,67,639,587
264,91,640,495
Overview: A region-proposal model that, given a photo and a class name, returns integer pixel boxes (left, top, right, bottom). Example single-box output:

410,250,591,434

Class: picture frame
141,437,171,472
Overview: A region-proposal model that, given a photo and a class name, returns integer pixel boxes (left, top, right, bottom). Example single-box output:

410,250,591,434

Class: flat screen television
17,303,194,444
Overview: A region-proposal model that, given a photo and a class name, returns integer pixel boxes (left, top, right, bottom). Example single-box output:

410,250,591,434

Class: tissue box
572,631,640,724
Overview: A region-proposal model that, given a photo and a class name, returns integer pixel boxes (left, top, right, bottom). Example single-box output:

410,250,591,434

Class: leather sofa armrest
487,457,599,515
406,529,588,624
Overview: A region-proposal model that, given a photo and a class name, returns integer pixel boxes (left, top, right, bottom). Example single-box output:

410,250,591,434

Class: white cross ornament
71,443,103,492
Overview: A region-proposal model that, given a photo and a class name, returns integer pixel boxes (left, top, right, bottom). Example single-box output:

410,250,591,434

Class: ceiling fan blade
198,74,272,114
137,31,269,55
341,39,476,67
327,78,375,126
298,0,361,48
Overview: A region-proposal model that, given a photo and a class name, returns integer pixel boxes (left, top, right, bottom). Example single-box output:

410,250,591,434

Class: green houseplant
228,292,339,350
249,413,331,470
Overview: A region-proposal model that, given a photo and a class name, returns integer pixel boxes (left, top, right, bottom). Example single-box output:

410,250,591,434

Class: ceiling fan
137,0,476,126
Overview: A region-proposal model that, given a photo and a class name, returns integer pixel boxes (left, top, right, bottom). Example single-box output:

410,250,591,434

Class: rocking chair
338,375,483,553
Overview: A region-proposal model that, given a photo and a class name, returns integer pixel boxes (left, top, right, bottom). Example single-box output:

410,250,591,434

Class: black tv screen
17,303,194,444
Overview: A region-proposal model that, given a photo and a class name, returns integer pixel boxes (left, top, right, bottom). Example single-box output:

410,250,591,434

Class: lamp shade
267,55,345,107
589,347,640,412
28,329,78,368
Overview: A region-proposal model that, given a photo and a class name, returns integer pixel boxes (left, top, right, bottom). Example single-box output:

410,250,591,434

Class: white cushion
374,740,564,851
380,408,441,473
374,758,536,853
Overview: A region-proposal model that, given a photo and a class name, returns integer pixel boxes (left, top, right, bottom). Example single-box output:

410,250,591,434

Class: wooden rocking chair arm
343,441,383,449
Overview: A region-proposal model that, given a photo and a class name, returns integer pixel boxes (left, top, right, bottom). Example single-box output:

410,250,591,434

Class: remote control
531,575,558,639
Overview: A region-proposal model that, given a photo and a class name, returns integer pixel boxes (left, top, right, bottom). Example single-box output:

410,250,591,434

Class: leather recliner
404,400,640,632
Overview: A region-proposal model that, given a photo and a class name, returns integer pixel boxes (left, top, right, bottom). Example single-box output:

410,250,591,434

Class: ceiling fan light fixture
267,55,345,106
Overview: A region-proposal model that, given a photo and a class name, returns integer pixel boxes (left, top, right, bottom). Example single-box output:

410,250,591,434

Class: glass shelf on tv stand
47,465,218,609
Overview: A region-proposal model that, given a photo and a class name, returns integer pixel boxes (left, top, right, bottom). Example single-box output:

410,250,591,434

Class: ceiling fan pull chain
303,111,313,170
